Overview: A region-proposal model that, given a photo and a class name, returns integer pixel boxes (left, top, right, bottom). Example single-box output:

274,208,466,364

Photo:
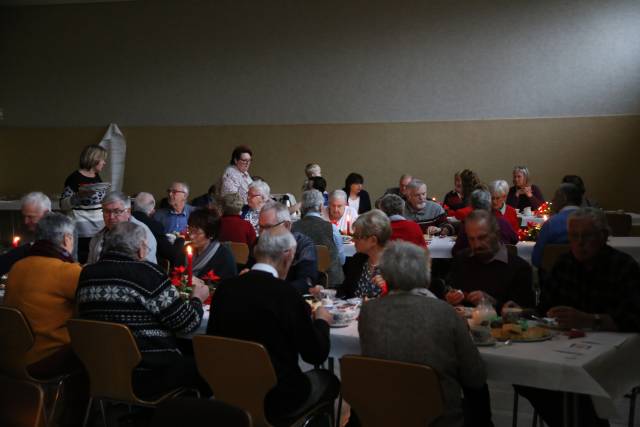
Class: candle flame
543,215,548,221
12,236,21,247
186,245,192,255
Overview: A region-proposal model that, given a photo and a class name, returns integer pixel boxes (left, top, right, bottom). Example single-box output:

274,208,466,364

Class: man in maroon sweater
378,194,426,248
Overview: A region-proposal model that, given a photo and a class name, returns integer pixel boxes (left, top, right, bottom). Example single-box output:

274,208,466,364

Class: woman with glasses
218,145,254,204
338,209,391,299
60,144,109,263
186,209,237,281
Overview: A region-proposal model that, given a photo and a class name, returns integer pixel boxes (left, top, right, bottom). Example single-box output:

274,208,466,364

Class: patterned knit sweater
76,251,203,369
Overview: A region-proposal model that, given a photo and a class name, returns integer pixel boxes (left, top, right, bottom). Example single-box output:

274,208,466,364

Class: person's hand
522,186,533,198
190,278,210,303
547,306,592,330
445,289,465,305
372,275,385,289
467,291,496,306
239,268,250,275
439,227,450,236
309,285,323,297
427,226,441,236
314,306,333,324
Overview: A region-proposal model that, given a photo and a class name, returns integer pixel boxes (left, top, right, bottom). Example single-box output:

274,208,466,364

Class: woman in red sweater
378,194,426,248
489,179,519,232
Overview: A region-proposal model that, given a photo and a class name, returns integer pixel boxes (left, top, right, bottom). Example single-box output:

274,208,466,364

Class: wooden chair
315,245,331,287
541,244,571,273
340,355,444,427
193,335,334,427
605,212,632,236
67,319,192,427
0,306,70,426
227,241,250,267
0,376,46,427
151,397,252,427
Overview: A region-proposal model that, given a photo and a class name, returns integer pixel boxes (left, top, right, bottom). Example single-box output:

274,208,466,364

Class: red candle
12,236,21,248
186,245,193,287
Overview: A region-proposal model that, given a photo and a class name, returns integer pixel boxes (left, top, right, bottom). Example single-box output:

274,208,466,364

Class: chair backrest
340,355,445,427
605,212,632,236
193,335,277,427
0,376,45,427
151,397,252,427
67,319,142,403
504,244,518,258
0,306,35,380
227,242,250,266
315,245,331,273
541,243,571,273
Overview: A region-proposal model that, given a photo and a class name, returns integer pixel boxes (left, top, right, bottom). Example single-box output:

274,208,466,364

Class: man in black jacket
207,227,339,424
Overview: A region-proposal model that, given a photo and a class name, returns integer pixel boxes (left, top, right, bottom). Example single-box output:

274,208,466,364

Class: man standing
207,227,338,424
0,192,52,275
154,182,195,234
446,210,533,312
87,191,157,264
403,179,453,235
531,183,582,268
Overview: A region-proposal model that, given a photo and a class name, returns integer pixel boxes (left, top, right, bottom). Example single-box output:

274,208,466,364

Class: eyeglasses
260,220,286,230
167,189,186,195
103,208,128,217
237,158,252,164
187,226,205,235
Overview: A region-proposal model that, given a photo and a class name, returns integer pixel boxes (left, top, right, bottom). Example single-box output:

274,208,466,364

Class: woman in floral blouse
217,145,254,204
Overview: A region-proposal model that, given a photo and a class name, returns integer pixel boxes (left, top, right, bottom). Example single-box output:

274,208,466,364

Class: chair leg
531,410,537,427
512,391,519,427
629,387,638,427
45,379,65,427
99,400,108,427
82,397,93,427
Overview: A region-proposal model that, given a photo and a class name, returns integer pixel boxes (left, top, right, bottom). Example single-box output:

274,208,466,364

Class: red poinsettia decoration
170,266,191,292
518,221,543,241
200,270,222,305
534,201,552,216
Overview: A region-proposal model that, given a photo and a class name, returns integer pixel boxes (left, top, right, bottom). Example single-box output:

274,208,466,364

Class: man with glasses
517,207,640,427
154,181,195,234
87,191,157,264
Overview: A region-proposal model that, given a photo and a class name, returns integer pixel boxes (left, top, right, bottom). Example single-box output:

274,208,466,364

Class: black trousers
132,356,211,399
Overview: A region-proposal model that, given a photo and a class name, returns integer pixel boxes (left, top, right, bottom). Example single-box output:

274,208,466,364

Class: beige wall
1,115,638,212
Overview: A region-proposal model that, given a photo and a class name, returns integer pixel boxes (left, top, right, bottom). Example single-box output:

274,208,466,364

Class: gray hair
399,173,412,182
35,213,75,247
21,192,52,212
465,210,499,236
102,191,131,209
488,180,509,197
568,207,609,236
171,181,190,196
470,189,491,211
353,209,392,245
513,166,530,183
133,192,155,214
328,189,348,203
301,190,324,215
249,180,271,199
305,163,321,178
406,179,427,194
378,194,405,216
103,222,147,258
254,228,297,264
221,192,244,215
379,241,431,291
261,200,291,223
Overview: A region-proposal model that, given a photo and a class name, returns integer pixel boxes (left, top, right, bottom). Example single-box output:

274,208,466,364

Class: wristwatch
593,314,602,331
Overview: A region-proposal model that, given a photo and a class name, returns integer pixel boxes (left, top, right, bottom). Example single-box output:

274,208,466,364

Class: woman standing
343,172,371,215
507,166,544,211
218,145,253,204
60,144,109,263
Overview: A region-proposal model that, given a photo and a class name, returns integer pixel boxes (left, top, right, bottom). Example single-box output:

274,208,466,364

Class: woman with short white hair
506,166,545,211
489,180,519,232
241,179,271,235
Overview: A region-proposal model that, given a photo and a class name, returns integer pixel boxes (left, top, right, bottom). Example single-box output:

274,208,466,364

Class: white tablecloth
518,215,547,227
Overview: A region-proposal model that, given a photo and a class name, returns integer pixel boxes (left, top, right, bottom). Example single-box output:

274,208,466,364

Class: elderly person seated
517,208,640,427
489,180,519,233
218,192,257,249
0,191,52,275
292,190,344,287
323,189,358,235
5,213,81,377
507,166,544,211
339,210,392,299
531,183,582,269
77,221,210,396
442,171,464,211
185,208,237,280
378,194,426,248
257,201,319,294
446,210,533,313
447,170,481,219
191,184,218,209
154,181,195,234
383,173,413,200
241,179,271,236
403,179,454,236
87,191,157,264
343,172,372,215
562,175,598,208
359,241,492,427
207,227,339,424
133,192,185,267
452,189,518,256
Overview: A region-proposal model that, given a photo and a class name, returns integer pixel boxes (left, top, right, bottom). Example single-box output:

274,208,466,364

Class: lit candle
431,197,437,202
542,215,548,222
12,236,21,248
186,245,193,287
